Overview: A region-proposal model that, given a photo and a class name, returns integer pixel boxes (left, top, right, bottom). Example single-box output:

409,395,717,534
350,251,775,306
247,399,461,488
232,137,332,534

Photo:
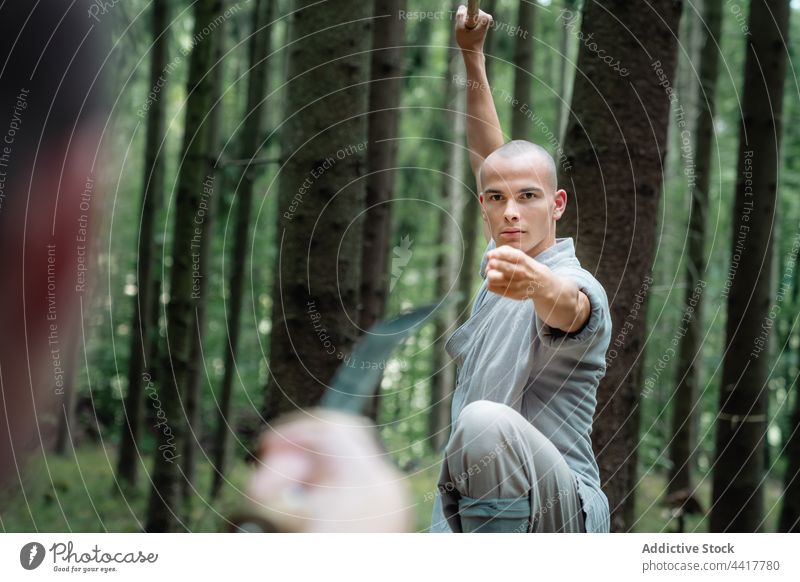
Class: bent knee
447,400,518,459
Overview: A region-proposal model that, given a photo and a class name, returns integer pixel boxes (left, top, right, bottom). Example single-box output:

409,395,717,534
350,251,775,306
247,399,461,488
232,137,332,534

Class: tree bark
780,339,800,531
557,0,682,532
776,74,800,534
210,0,274,500
117,0,170,487
511,0,536,140
263,0,372,420
778,243,800,531
360,0,407,420
668,0,722,496
711,0,791,533
556,0,577,143
145,0,225,533
181,0,230,511
430,48,466,453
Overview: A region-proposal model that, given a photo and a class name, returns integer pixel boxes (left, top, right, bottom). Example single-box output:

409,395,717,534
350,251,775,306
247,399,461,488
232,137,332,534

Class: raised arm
455,4,503,241
455,5,503,186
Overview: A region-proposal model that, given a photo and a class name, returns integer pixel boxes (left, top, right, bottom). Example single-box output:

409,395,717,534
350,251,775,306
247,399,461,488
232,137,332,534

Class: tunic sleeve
478,238,496,279
534,266,611,350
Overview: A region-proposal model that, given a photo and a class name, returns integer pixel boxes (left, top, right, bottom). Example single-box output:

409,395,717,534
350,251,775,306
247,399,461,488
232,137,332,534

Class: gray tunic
430,237,612,533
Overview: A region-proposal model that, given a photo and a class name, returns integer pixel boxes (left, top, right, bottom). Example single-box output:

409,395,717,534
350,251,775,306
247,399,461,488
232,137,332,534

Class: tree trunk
510,0,536,140
406,8,433,78
780,346,800,531
145,0,225,533
210,0,274,500
430,49,466,453
117,0,170,487
360,0,406,421
457,170,481,329
556,0,577,143
668,0,722,496
711,0,791,533
557,0,682,532
778,242,800,532
263,0,372,420
181,3,228,511
776,90,800,531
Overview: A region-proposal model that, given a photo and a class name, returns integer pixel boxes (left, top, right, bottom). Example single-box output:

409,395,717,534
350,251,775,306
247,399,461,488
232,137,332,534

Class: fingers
456,5,492,32
486,266,520,289
487,249,532,281
471,10,493,31
488,244,525,262
455,4,466,29
486,268,504,285
486,257,515,278
486,270,518,298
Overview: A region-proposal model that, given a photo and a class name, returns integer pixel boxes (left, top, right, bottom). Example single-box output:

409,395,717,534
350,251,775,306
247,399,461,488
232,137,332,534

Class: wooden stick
465,0,480,29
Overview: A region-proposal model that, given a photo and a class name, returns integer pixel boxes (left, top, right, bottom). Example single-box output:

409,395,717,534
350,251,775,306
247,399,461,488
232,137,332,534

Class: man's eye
521,192,536,200
490,194,503,201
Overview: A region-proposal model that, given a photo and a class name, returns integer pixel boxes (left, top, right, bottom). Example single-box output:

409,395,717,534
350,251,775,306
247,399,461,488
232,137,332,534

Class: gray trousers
437,400,586,533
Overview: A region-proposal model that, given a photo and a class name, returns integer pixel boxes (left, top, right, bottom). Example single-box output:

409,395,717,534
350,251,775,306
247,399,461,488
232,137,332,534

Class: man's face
479,152,567,257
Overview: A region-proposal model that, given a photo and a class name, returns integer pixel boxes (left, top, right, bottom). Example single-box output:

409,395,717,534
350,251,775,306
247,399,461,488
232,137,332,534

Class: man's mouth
500,228,523,237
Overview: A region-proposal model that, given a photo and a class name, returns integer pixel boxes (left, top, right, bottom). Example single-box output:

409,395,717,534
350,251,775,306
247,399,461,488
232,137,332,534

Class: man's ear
479,193,489,222
553,189,567,220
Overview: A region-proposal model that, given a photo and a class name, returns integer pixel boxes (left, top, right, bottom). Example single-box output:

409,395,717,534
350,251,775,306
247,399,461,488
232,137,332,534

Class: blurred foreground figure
0,0,105,486
0,2,410,533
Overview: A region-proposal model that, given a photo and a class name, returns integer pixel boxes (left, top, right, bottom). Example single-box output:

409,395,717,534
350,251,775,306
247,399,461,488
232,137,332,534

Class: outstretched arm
486,246,592,334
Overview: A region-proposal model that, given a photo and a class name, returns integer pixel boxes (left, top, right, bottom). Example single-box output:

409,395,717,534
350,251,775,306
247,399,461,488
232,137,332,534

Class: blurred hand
455,4,493,54
246,408,411,532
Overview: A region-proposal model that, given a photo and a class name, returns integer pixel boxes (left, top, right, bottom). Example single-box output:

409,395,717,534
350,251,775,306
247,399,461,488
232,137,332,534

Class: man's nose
504,200,520,221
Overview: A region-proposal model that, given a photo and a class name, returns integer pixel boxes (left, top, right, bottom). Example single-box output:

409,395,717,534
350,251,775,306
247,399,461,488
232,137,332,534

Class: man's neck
526,235,557,260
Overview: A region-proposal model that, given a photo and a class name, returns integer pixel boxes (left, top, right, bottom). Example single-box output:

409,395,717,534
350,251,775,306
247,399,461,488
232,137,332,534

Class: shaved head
481,140,558,194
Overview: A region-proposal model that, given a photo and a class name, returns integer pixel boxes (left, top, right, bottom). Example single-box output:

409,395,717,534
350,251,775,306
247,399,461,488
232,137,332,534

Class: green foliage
640,2,800,486
0,446,250,532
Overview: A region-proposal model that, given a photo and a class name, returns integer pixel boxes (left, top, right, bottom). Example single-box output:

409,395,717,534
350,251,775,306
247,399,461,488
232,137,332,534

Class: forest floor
0,445,786,533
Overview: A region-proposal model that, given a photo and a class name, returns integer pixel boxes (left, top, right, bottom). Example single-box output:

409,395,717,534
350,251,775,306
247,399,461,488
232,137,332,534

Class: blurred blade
321,296,459,414
228,296,460,532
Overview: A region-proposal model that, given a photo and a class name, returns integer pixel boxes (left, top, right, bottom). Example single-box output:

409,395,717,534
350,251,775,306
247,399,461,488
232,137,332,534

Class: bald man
429,6,612,533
